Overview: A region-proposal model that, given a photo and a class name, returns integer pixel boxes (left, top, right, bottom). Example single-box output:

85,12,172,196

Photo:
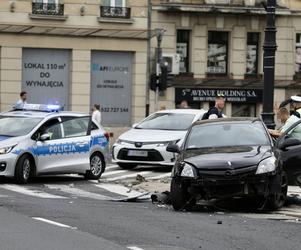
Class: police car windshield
185,122,270,149
136,113,195,131
0,116,42,137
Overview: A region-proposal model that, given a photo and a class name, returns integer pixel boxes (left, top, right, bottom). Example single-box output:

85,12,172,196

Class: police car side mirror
132,123,138,128
40,133,50,142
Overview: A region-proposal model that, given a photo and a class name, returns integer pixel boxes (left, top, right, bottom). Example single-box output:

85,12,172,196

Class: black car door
276,120,301,186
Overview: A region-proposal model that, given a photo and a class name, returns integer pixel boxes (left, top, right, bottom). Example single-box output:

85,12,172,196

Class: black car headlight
256,156,276,175
180,163,197,178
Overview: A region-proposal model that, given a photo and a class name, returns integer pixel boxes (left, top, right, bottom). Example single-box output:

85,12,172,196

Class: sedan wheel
84,153,105,180
14,155,33,184
268,171,288,210
170,178,195,211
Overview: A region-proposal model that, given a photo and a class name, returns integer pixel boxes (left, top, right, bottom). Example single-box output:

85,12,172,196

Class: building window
101,0,130,19
103,0,126,7
246,33,260,75
32,0,64,16
232,104,256,117
296,33,301,74
207,31,228,75
177,30,190,73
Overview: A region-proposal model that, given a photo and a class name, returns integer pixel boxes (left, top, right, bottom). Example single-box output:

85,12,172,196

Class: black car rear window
185,121,269,149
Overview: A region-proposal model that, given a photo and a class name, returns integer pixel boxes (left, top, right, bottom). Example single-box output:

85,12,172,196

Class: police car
0,104,109,184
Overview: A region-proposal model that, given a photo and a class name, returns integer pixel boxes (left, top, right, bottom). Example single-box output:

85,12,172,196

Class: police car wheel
84,153,105,180
15,155,33,184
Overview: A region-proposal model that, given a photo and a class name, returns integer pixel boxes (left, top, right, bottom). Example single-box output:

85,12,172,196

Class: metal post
145,0,151,117
155,29,164,111
261,0,277,129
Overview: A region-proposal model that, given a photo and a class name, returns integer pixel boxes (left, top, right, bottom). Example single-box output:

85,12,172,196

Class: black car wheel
84,152,105,180
14,154,33,184
170,178,195,211
268,171,288,210
117,163,137,170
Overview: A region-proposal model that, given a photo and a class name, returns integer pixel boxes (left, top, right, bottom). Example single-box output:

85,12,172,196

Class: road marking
101,170,128,177
146,172,171,180
45,185,110,200
127,247,144,250
32,217,76,229
105,171,152,182
105,165,120,170
0,184,67,199
95,183,144,198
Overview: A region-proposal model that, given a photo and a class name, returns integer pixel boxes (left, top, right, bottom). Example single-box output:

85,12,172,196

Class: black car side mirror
166,144,180,153
279,138,301,150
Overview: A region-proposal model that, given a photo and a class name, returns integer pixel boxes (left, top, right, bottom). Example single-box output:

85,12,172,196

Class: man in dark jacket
203,94,226,119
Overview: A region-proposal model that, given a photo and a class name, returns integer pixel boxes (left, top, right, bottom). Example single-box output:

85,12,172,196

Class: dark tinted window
186,122,269,149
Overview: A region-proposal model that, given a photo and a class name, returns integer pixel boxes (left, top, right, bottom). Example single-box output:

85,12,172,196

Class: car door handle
76,142,89,147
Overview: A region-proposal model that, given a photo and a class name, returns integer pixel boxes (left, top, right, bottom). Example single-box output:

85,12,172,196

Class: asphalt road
0,176,301,250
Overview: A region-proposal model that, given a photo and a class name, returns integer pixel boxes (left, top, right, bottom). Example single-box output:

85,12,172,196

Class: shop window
246,33,260,76
207,31,228,75
177,30,190,73
232,104,256,117
295,33,301,75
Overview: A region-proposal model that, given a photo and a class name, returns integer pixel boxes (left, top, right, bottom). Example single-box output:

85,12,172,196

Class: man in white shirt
92,104,101,126
15,91,27,109
269,107,301,140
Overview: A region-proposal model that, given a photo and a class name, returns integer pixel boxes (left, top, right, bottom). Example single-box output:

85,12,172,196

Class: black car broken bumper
180,171,279,200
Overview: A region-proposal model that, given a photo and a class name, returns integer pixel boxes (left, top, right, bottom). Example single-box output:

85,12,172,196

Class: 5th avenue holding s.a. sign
175,88,263,103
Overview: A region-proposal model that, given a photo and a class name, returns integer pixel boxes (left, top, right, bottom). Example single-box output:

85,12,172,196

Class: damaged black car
167,118,301,211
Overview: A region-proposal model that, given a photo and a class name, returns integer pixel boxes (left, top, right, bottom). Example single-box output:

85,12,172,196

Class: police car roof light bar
13,104,62,112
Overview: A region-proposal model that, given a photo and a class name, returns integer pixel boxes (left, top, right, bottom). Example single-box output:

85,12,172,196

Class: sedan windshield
136,113,195,131
0,116,42,137
185,122,269,149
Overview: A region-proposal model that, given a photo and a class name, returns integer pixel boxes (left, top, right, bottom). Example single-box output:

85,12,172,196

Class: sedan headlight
181,163,196,178
116,139,127,145
0,145,16,155
157,139,180,147
256,156,276,175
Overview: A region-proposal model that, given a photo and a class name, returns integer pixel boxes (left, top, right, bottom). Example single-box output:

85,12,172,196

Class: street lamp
261,0,277,129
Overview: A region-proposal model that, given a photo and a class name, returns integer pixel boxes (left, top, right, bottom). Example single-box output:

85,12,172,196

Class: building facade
150,0,301,118
0,0,148,138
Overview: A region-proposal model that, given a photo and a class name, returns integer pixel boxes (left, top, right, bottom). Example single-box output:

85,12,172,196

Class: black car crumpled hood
183,146,272,170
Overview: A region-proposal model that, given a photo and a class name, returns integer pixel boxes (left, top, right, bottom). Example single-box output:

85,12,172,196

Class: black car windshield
185,121,269,149
0,116,42,137
136,113,195,131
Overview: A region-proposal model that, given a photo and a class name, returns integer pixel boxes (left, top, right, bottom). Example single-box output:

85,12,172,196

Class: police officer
279,95,301,118
202,94,226,119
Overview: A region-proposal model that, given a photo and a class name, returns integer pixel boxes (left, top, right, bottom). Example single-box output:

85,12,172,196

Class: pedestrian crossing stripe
0,184,67,199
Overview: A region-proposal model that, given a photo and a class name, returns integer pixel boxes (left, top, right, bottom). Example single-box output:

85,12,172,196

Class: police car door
36,116,91,174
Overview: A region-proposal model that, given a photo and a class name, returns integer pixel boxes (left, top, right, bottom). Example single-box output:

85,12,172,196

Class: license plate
127,150,148,157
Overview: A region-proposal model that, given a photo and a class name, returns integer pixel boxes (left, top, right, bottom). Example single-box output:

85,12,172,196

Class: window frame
103,0,126,7
177,29,190,74
207,31,229,76
295,33,301,75
246,32,260,76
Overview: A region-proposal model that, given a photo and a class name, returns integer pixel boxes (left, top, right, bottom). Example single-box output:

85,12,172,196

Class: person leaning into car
268,107,301,140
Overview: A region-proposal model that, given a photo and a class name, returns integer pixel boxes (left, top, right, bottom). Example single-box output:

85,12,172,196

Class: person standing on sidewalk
92,104,101,126
14,91,27,109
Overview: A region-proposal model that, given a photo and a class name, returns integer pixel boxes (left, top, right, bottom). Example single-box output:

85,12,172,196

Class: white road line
102,170,128,177
95,183,144,198
32,217,76,229
146,172,171,180
105,171,152,182
127,246,144,250
105,165,120,170
0,184,67,199
45,185,110,200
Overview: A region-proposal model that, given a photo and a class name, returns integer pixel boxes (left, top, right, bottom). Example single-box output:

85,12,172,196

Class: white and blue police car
0,104,109,184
